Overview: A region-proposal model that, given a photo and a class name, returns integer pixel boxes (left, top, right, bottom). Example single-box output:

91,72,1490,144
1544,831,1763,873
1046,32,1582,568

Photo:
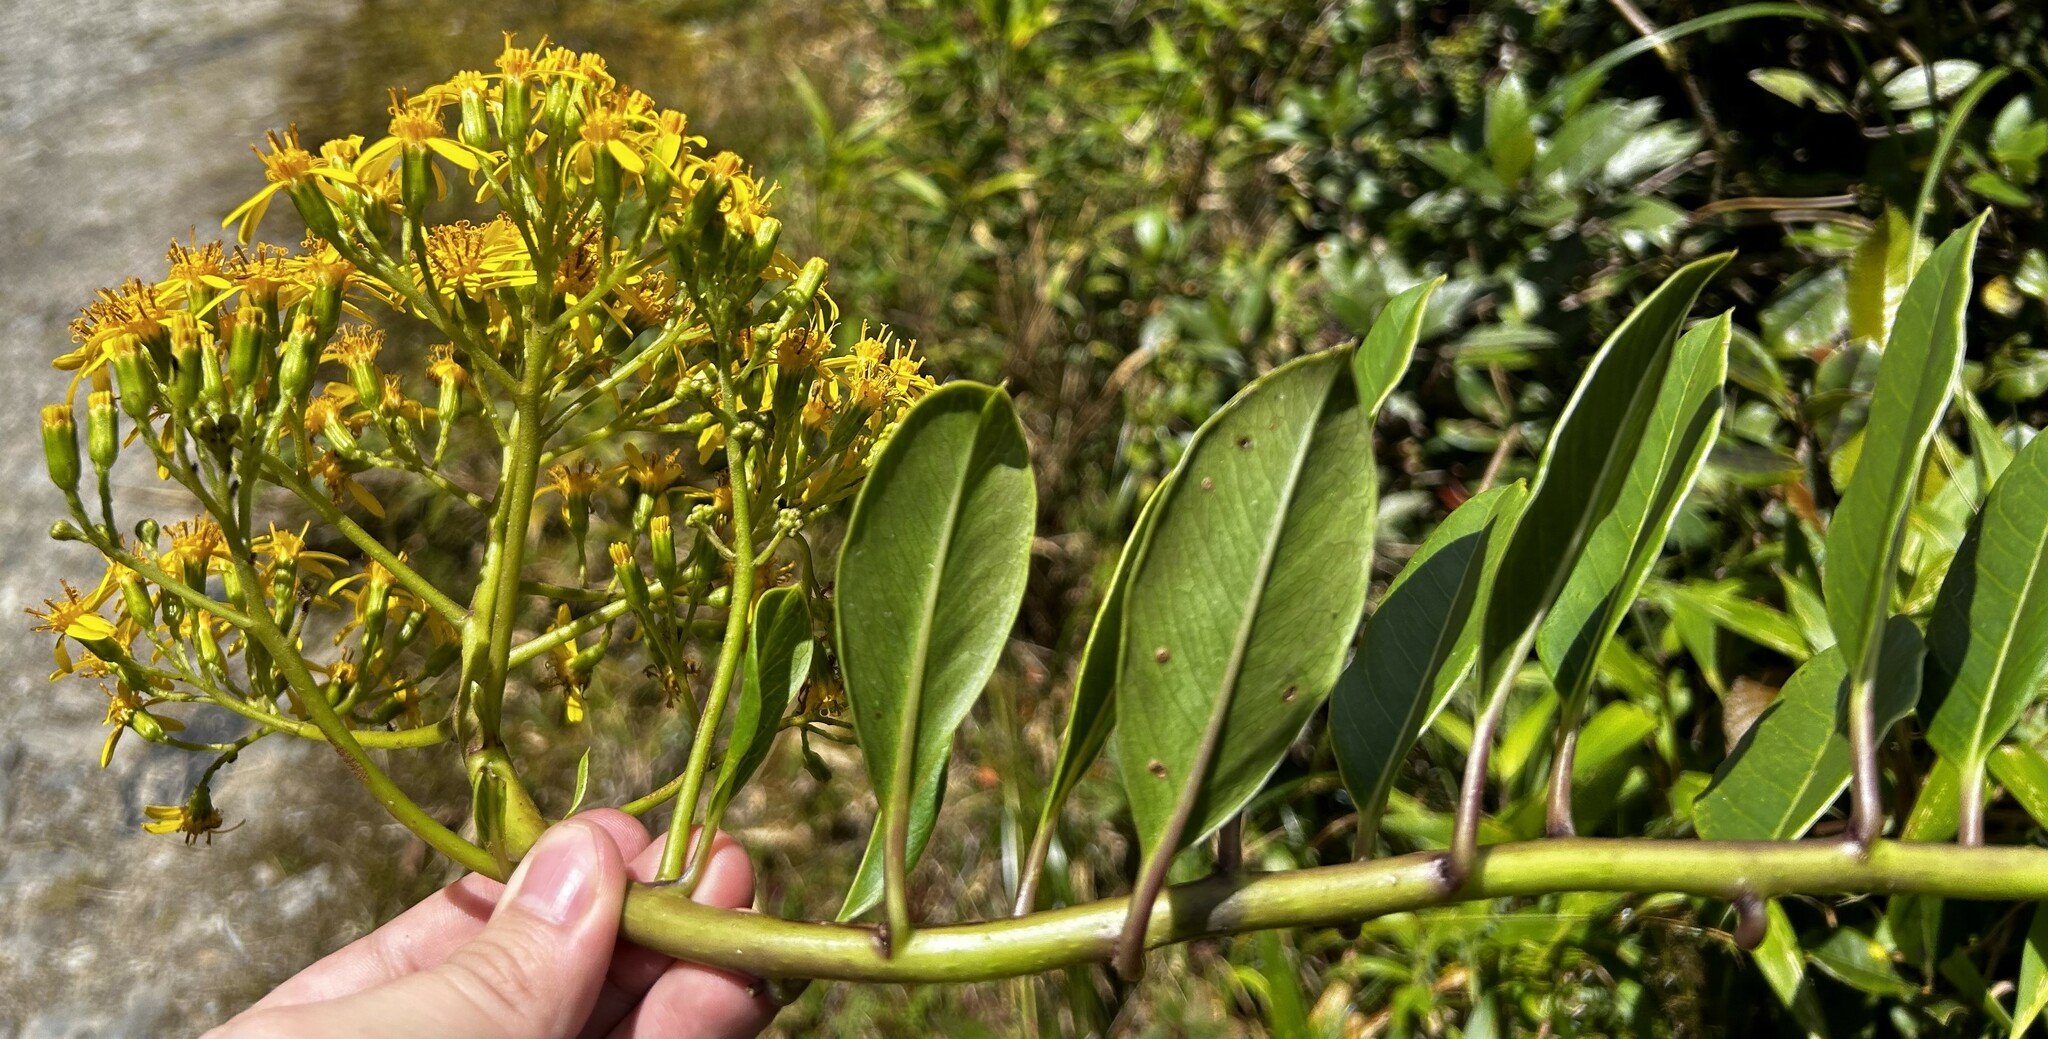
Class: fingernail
506,824,598,925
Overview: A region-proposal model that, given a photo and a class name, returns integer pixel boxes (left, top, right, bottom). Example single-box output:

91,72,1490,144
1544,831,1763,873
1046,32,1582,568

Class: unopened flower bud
87,390,118,475
168,336,202,413
41,404,80,493
609,542,650,610
650,515,678,589
110,339,156,421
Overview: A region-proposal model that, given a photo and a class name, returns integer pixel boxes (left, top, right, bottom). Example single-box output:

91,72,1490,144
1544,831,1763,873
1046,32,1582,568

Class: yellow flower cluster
34,35,931,850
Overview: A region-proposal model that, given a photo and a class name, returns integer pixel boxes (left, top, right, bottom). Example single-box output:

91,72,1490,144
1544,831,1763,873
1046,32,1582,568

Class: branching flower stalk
34,36,929,879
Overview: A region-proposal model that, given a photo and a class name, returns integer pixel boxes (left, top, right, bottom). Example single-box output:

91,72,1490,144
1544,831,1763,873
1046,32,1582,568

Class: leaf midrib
1958,498,2048,766
893,407,983,803
1169,376,1333,840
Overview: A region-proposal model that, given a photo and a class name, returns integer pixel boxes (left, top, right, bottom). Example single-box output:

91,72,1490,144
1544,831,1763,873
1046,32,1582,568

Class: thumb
366,818,628,1039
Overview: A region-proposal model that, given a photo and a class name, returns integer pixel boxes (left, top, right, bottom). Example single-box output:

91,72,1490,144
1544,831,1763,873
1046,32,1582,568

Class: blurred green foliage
728,0,2048,1034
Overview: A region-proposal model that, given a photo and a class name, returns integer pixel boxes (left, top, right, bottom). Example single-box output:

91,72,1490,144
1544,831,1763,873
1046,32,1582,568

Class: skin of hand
205,809,776,1039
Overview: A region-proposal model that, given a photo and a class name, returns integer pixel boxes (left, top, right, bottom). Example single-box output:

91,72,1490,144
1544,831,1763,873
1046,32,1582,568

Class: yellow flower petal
64,614,117,641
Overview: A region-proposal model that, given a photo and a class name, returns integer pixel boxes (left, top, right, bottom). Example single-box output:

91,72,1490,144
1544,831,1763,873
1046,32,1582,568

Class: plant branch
624,838,2048,984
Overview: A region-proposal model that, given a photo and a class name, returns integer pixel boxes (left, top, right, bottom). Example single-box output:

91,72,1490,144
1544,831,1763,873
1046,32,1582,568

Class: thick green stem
657,426,758,883
623,838,2048,983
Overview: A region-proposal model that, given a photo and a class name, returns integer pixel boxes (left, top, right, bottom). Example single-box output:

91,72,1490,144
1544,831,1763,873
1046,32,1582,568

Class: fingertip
573,807,655,863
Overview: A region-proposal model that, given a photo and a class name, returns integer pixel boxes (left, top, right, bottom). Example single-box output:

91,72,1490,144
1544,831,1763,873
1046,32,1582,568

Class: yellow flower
223,127,358,245
824,327,932,414
57,279,170,377
309,451,386,518
160,518,228,579
26,580,119,677
142,788,230,844
99,683,184,769
354,89,492,185
427,343,468,386
544,604,590,724
158,238,233,309
422,217,532,299
621,444,685,498
252,523,348,584
571,93,649,178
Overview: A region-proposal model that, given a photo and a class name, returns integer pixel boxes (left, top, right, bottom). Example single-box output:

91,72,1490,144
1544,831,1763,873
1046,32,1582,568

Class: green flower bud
650,515,678,590
227,308,266,396
609,542,650,611
41,404,80,493
168,335,201,413
110,339,157,421
119,574,154,628
87,390,118,475
130,709,167,742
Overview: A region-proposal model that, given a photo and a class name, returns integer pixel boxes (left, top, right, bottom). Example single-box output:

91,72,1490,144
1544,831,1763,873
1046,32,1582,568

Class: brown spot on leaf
1236,435,1252,449
1154,646,1171,663
1282,685,1298,703
1200,477,1215,491
1148,759,1169,780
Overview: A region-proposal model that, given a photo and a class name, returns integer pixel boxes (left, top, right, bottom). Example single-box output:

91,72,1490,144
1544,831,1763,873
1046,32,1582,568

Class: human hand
208,810,775,1038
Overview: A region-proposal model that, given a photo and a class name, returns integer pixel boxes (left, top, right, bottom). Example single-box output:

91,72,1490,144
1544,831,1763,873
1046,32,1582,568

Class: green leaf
1479,254,1731,693
1538,314,1729,769
2017,906,2048,1034
839,762,946,922
1808,926,1917,1000
566,749,592,817
1114,346,1383,972
1485,74,1536,184
1821,216,1984,836
1989,743,2048,827
708,586,813,825
1753,899,1806,1008
1748,68,1847,112
1648,579,1810,661
1882,60,1982,111
834,382,1035,936
1015,472,1171,912
1925,432,2048,799
1353,278,1443,414
1453,252,1728,867
1332,483,1523,854
1694,616,1924,840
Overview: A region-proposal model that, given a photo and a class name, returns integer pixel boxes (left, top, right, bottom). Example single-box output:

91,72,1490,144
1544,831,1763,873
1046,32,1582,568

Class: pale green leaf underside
834,382,1034,918
1695,615,1924,840
1117,347,1379,860
1539,313,1730,712
1029,474,1172,849
1480,253,1731,688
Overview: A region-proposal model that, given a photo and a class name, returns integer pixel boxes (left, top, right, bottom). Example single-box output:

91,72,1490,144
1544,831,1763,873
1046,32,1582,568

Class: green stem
624,838,2048,983
257,452,470,627
657,419,758,883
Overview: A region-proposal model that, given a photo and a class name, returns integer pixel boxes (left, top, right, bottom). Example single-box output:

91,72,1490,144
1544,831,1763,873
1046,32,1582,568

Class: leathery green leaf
834,382,1035,940
708,586,812,830
1695,615,1923,840
1332,482,1523,857
1452,253,1729,874
1353,277,1444,418
839,763,946,922
1012,474,1171,914
1822,215,1984,843
1924,431,2048,841
1113,346,1381,977
1536,313,1729,833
